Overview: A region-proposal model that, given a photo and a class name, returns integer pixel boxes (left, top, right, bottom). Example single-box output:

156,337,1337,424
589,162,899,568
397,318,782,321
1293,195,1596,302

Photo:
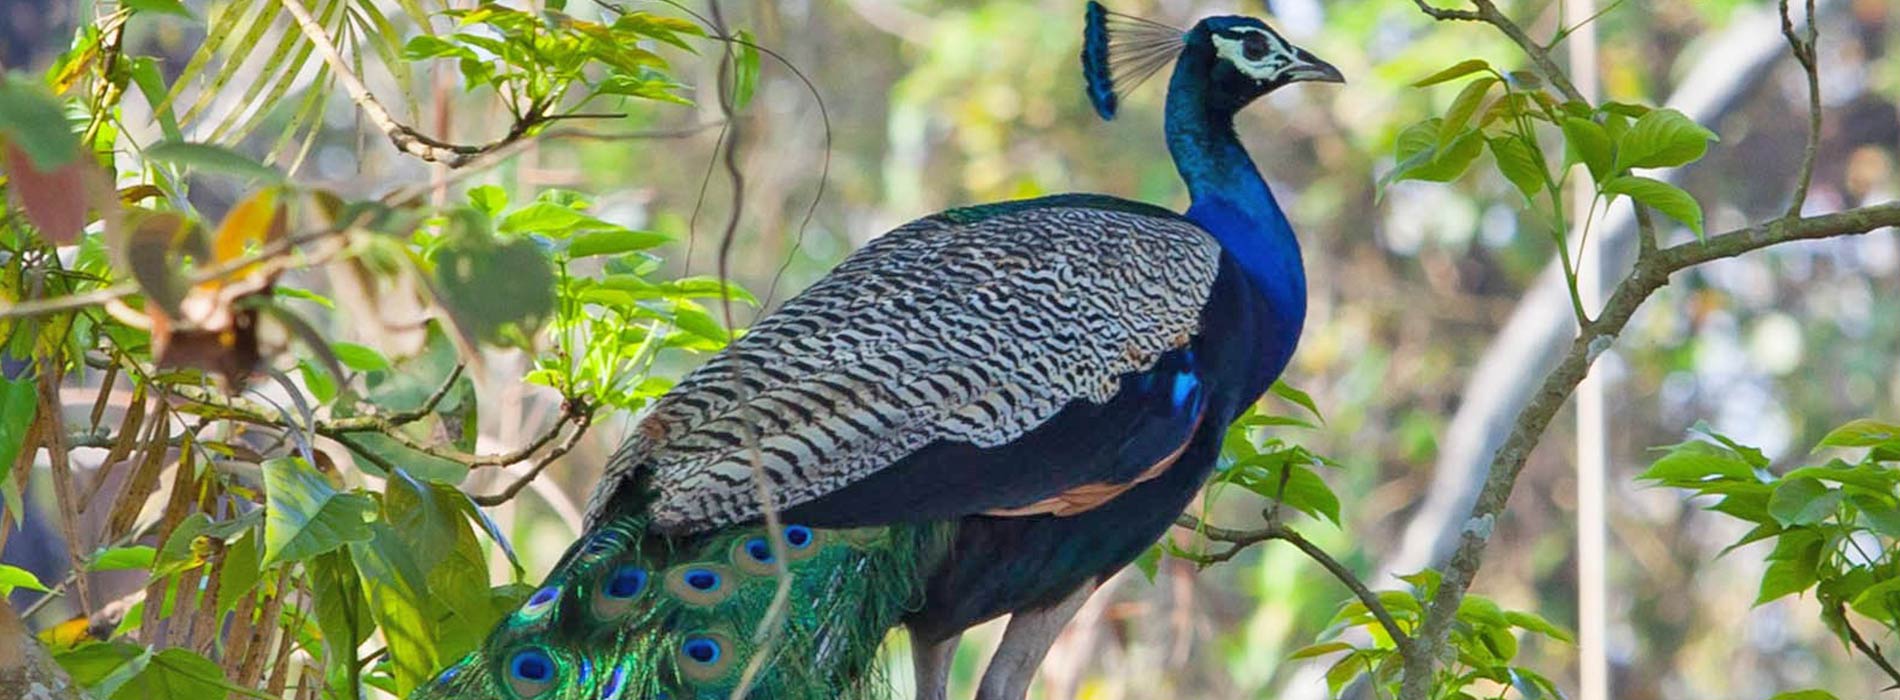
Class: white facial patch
1211,26,1297,82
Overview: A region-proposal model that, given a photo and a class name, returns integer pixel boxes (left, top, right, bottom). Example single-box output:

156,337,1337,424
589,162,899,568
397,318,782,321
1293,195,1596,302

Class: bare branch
1780,0,1823,218
1177,514,1414,657
1839,605,1900,690
471,406,595,506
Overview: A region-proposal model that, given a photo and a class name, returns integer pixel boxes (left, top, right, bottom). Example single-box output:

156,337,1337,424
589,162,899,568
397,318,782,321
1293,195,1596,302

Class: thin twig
1780,0,1822,218
1416,0,1587,104
471,406,594,506
1840,607,1900,690
1177,514,1414,656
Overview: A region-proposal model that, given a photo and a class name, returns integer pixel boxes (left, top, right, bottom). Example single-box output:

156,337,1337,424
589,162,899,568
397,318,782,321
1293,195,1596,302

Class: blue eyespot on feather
505,648,557,696
744,537,773,562
518,585,559,621
509,649,554,682
605,565,648,598
684,568,720,591
1082,1,1118,119
783,525,813,549
682,637,721,664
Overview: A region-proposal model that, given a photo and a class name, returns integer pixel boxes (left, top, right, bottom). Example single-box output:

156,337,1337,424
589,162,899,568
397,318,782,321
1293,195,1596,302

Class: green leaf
1289,641,1355,660
118,648,251,700
1413,59,1492,87
1437,77,1497,149
1133,543,1161,582
567,229,671,258
0,376,37,490
351,521,445,697
1560,117,1613,183
1639,439,1757,486
731,29,761,109
1817,419,1900,449
1270,380,1322,421
1757,550,1822,605
55,642,151,700
433,234,557,347
0,74,80,169
497,201,606,236
466,185,507,216
1769,692,1839,700
1849,577,1900,623
88,545,157,572
0,563,49,594
1504,611,1575,643
1615,107,1718,170
145,141,284,183
299,359,339,404
308,551,369,696
1385,120,1485,186
262,457,376,565
1487,136,1546,198
123,0,194,17
332,342,392,373
1602,175,1705,238
1767,478,1842,527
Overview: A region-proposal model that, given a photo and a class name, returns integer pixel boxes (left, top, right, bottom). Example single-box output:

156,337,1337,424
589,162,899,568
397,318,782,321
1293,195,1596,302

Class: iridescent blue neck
1164,70,1307,336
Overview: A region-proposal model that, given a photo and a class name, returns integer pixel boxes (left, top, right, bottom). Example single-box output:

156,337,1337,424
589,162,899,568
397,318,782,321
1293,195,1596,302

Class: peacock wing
587,195,1223,534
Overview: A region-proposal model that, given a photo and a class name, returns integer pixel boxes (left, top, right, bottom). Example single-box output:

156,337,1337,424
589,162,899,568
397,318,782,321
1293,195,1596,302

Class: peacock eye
682,637,722,665
605,565,648,599
1242,34,1270,62
744,537,774,562
505,648,557,696
783,525,814,549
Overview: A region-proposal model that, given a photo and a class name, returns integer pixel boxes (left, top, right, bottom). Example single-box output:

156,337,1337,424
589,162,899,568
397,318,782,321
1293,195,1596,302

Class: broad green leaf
466,184,507,215
87,545,157,572
1769,692,1839,700
1817,419,1900,449
0,74,80,168
567,229,671,258
0,376,37,488
1848,577,1900,621
1639,440,1757,486
498,201,601,236
0,563,49,594
1560,117,1612,183
1756,552,1821,604
309,551,370,695
1413,59,1492,87
351,521,445,697
1615,108,1718,170
1437,77,1497,149
1767,477,1841,527
299,359,339,404
1783,462,1897,494
128,58,183,143
145,141,284,183
262,457,376,565
1603,175,1705,238
432,234,557,347
1487,136,1545,198
403,35,476,61
215,531,263,615
119,648,251,700
54,642,151,700
332,342,392,373
1504,611,1575,643
1386,121,1485,186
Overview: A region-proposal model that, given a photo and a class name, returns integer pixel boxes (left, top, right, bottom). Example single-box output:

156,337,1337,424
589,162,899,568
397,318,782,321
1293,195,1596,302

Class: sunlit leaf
0,563,49,594
261,457,376,565
1614,107,1718,171
87,545,157,572
1412,59,1491,87
145,141,284,183
1602,176,1704,238
1560,117,1612,183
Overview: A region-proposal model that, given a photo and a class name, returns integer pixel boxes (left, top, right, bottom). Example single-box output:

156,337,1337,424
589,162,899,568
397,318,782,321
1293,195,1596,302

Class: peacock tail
412,495,951,700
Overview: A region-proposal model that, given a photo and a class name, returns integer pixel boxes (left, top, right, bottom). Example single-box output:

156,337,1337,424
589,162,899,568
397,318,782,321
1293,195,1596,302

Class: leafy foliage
1641,420,1900,697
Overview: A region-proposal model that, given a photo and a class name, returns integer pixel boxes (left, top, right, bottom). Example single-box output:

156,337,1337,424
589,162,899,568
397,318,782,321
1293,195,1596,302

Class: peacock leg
910,630,961,700
973,582,1096,700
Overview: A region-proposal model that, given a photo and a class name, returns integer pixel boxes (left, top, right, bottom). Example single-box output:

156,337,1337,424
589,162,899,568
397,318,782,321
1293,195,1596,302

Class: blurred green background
7,0,1899,697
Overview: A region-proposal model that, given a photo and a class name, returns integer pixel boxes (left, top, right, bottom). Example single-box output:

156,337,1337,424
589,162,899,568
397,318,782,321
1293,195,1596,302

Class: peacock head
1083,1,1342,121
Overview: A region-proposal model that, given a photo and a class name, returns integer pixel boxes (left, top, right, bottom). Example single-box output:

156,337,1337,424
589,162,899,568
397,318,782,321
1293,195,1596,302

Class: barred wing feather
586,198,1223,533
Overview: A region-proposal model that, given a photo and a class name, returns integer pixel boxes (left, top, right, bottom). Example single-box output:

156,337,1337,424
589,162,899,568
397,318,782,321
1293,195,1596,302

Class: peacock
413,3,1340,699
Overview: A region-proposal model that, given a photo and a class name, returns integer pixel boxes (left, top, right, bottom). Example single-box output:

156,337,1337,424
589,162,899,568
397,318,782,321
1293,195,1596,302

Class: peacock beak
1286,50,1345,84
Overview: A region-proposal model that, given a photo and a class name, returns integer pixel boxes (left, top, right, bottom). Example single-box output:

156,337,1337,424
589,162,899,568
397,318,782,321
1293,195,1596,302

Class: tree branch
470,405,594,506
279,0,536,168
1840,606,1900,690
1176,514,1414,657
1398,199,1900,699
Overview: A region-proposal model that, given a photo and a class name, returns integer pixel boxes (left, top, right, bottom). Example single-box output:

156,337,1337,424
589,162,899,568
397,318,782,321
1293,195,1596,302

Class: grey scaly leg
910,630,960,700
974,583,1097,700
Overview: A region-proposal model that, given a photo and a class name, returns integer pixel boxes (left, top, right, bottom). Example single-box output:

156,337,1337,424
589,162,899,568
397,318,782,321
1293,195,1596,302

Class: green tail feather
411,507,949,700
